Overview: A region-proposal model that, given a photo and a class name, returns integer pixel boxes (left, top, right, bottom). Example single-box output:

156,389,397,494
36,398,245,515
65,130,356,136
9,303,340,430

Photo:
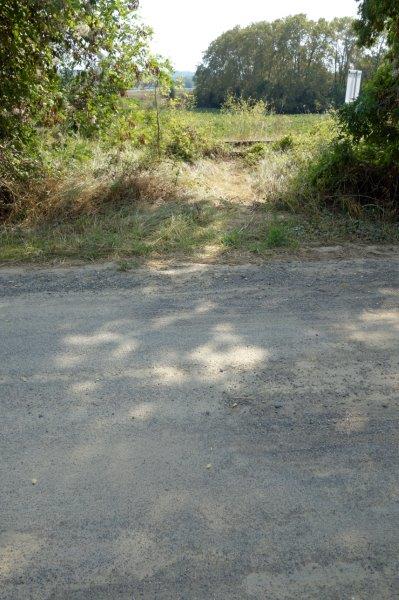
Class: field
0,107,397,265
153,106,327,142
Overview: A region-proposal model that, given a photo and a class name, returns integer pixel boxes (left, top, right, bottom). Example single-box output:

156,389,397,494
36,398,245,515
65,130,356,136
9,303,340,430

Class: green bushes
273,135,295,152
0,0,167,223
299,62,399,219
164,123,217,162
0,136,41,220
0,1,155,145
304,137,399,217
339,64,399,157
301,1,399,219
243,143,267,165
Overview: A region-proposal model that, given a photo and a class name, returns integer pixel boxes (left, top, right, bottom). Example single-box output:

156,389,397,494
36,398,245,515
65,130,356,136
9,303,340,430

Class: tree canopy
355,0,399,54
195,15,384,113
0,0,154,140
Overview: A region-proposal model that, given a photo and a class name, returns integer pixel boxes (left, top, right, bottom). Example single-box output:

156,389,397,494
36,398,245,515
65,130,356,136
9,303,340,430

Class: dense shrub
307,138,399,217
301,1,399,218
340,63,399,159
273,135,295,152
243,143,267,165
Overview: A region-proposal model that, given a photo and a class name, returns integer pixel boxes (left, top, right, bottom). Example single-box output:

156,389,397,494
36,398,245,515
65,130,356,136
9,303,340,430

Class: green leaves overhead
0,0,157,140
354,0,399,53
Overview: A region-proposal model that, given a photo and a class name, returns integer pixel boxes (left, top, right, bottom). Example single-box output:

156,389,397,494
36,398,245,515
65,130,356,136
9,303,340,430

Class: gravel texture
1,257,398,599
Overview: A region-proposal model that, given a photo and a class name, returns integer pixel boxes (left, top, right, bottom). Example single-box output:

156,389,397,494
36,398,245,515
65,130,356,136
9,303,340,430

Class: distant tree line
194,15,385,113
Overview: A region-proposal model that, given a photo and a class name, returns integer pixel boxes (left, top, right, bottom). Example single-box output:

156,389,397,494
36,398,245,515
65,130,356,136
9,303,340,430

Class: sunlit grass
1,111,397,265
176,110,328,141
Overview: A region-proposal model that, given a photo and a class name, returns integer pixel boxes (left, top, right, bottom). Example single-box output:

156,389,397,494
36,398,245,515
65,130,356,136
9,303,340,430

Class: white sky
139,0,359,71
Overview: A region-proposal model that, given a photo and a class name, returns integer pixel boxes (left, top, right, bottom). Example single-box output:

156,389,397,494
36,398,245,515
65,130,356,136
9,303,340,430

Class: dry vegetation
1,109,398,265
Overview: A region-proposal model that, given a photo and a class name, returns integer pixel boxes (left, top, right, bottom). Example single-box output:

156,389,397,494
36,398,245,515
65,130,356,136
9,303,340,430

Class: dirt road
1,258,398,599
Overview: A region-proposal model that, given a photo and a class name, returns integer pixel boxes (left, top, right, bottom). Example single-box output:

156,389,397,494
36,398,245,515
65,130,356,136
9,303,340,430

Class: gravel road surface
1,258,398,599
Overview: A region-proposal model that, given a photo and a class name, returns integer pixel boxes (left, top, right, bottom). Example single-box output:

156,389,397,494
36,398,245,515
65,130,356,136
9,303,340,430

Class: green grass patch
0,200,227,263
160,109,327,143
222,220,298,254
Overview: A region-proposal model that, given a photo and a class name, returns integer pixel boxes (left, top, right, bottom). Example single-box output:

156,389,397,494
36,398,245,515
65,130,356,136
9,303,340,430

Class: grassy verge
1,167,397,265
1,111,398,265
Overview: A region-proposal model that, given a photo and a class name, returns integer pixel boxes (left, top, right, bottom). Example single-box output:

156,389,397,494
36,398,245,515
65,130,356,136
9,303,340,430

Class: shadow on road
1,260,398,598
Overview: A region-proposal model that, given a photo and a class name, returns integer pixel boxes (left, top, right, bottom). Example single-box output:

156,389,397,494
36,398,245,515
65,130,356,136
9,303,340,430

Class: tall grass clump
219,96,270,141
255,118,336,213
2,134,189,225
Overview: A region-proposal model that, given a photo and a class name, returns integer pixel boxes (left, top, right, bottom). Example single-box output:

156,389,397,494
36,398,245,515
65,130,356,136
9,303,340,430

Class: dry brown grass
6,153,189,225
190,159,258,206
1,113,398,264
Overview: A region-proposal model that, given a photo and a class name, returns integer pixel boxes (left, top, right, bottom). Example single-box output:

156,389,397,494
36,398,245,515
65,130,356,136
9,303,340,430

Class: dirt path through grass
0,154,398,266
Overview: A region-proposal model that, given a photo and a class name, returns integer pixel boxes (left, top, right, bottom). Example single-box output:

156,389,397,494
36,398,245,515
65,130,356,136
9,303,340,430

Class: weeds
220,97,270,141
273,135,294,152
3,141,189,225
243,143,267,165
223,219,297,253
117,258,140,271
265,223,291,247
1,110,397,265
302,138,399,218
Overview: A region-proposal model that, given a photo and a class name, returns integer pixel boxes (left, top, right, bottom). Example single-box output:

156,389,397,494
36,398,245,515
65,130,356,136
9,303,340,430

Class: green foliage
354,0,399,56
222,229,246,248
339,64,398,159
340,0,399,159
195,15,384,112
163,123,222,162
0,0,168,214
161,109,325,143
273,135,295,152
164,123,207,162
303,138,399,216
219,96,270,141
221,96,269,116
264,224,291,248
304,0,399,216
0,0,65,141
57,2,155,136
2,112,398,264
0,138,40,220
223,221,294,252
0,0,154,142
243,143,267,165
158,108,222,162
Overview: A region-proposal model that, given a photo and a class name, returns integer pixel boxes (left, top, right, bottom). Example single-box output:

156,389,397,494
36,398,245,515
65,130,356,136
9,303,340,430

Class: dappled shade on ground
0,258,398,598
